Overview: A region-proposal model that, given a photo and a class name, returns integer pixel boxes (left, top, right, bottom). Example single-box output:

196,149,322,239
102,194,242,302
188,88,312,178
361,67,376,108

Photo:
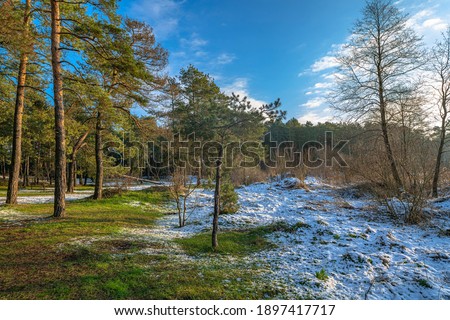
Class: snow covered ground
1,178,448,299
0,184,157,205
156,177,450,300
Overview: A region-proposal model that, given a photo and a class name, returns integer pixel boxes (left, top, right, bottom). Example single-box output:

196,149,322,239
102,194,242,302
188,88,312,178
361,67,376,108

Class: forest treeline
0,0,449,235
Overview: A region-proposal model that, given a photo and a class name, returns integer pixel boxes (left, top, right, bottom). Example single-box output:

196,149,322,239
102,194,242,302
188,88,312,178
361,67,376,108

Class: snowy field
156,177,450,300
1,178,448,299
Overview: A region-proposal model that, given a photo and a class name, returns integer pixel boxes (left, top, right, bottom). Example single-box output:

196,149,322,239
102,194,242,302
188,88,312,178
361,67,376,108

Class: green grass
176,228,275,256
0,187,279,299
417,278,432,289
315,268,329,281
257,220,311,233
176,220,315,256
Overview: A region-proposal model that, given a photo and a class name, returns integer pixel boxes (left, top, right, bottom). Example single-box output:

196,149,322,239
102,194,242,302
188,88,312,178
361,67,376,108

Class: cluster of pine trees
0,1,284,229
0,0,168,217
0,0,448,229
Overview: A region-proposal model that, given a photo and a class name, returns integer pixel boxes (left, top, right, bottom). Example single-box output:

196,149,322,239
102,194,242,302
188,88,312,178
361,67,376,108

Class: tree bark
212,145,223,250
93,111,103,200
432,99,448,197
6,0,32,204
67,154,74,193
74,161,77,187
196,160,202,186
36,150,40,184
380,112,402,189
22,156,30,187
377,63,403,190
51,0,66,217
67,131,88,193
2,156,5,180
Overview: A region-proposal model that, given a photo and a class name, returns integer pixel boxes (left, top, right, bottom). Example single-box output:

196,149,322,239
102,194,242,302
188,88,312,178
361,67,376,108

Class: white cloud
314,82,333,89
172,51,186,58
209,74,223,81
217,53,236,65
127,0,182,39
297,111,332,124
311,56,340,73
223,78,267,108
177,33,210,63
302,97,327,109
412,9,433,20
323,72,341,81
423,18,448,31
300,0,450,124
194,51,208,57
405,6,449,44
180,33,208,49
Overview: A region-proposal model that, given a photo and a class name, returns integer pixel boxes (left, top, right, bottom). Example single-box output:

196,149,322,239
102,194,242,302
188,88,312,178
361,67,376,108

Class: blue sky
120,0,450,123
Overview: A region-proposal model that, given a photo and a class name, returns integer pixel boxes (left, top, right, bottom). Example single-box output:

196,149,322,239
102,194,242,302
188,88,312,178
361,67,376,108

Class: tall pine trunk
6,0,32,204
93,111,103,200
212,145,223,250
51,0,66,217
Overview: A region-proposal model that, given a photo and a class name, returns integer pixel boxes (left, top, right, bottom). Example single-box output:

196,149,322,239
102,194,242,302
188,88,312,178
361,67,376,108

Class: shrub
101,187,124,198
382,189,428,224
220,179,240,214
230,167,269,186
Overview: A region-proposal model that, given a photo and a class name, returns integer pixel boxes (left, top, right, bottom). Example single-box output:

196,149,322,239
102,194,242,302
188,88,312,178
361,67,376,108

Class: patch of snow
156,177,450,299
0,184,156,205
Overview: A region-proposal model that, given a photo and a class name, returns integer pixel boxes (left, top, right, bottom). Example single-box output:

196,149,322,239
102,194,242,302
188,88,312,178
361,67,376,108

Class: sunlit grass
176,229,275,256
0,188,279,299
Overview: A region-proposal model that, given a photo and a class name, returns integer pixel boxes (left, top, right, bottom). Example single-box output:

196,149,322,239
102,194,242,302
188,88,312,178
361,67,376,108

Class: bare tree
169,166,197,228
430,27,450,197
332,0,423,191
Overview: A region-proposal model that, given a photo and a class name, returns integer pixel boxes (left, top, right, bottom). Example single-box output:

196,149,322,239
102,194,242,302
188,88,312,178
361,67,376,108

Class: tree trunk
432,110,448,197
36,152,40,184
67,154,74,193
67,131,88,193
212,145,223,250
196,160,202,186
6,0,32,204
73,160,77,186
377,63,402,191
51,0,66,217
93,111,103,200
380,110,402,189
2,156,6,180
22,156,30,187
67,157,79,192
